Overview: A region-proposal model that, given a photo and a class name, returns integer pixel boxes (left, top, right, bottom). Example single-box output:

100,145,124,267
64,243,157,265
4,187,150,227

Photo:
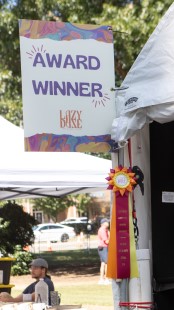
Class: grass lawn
13,285,113,306
55,284,113,306
12,248,113,307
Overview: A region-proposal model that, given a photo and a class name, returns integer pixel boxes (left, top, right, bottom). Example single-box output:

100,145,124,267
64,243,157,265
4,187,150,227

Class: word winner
31,52,104,97
32,81,103,97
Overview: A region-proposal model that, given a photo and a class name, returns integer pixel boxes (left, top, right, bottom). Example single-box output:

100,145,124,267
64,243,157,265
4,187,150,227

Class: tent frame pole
111,149,128,310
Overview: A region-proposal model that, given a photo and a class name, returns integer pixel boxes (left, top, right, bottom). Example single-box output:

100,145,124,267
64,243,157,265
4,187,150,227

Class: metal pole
118,147,124,167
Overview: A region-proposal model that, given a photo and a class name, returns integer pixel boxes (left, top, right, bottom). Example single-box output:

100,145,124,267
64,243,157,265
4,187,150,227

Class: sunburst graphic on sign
26,45,46,59
92,93,110,107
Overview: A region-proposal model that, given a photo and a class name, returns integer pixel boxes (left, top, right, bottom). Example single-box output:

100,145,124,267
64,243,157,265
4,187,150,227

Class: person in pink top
97,218,110,285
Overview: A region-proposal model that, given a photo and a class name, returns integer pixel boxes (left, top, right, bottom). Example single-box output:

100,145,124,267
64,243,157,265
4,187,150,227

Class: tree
32,193,92,222
1,0,173,124
93,0,174,83
0,201,37,255
73,193,91,215
32,195,75,222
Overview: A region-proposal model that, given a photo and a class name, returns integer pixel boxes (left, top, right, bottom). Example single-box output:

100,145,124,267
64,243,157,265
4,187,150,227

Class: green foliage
93,0,174,83
0,201,37,255
86,152,111,159
32,196,75,222
32,193,92,222
37,248,100,269
73,193,91,214
11,246,34,275
0,0,174,122
0,100,23,126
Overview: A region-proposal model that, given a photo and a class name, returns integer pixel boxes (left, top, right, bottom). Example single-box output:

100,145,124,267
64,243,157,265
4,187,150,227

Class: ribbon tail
107,193,117,279
107,193,139,279
129,194,139,278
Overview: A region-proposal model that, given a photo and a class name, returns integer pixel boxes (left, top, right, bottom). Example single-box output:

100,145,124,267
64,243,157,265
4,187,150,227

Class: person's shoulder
44,277,52,283
44,276,55,290
44,277,54,286
98,226,105,232
23,281,37,294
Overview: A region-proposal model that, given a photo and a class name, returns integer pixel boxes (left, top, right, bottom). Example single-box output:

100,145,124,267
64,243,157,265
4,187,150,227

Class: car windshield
32,226,38,231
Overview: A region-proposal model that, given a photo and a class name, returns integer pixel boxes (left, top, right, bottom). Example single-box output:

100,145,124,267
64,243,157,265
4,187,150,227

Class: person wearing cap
97,218,110,285
0,258,54,305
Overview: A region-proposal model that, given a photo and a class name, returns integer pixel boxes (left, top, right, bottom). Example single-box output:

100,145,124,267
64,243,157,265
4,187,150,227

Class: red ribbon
116,192,130,278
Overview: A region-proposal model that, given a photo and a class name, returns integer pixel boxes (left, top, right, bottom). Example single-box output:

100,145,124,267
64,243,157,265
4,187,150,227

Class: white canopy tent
111,2,174,143
0,116,112,200
110,3,174,308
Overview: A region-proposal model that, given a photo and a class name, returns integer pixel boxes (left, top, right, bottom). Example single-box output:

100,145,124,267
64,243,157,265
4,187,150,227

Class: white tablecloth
0,303,87,310
0,302,46,310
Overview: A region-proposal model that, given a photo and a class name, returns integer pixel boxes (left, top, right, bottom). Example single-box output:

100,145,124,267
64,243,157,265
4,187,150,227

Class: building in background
23,190,111,225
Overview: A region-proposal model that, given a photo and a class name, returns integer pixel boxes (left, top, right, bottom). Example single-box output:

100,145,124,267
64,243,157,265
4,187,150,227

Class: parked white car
60,217,91,225
33,223,76,242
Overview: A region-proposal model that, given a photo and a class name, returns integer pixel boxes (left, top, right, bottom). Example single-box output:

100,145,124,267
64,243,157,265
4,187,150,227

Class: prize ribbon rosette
106,166,139,279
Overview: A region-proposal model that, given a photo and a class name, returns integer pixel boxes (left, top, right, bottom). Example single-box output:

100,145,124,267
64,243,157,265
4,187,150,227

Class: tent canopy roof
111,3,174,143
0,116,112,200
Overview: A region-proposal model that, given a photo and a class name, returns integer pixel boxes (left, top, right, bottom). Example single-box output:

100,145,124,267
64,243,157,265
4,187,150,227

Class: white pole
129,249,152,310
111,150,128,310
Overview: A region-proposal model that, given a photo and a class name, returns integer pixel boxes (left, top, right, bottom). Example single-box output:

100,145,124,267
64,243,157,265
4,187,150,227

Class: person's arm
0,292,35,303
104,230,110,245
0,292,23,302
104,238,109,245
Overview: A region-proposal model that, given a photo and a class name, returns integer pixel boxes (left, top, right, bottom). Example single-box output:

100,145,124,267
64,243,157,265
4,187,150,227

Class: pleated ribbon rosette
106,166,139,279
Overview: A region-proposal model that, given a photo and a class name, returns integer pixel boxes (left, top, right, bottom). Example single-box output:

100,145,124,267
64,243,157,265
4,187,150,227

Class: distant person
97,218,110,285
0,258,54,305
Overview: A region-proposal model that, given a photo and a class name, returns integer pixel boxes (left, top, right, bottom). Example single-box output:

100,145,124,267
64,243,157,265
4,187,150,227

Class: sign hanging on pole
19,19,116,152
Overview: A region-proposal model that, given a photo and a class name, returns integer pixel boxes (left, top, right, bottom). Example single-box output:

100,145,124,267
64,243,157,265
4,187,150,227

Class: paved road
29,235,98,253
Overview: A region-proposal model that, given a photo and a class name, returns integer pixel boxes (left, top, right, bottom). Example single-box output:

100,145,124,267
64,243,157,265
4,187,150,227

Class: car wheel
61,233,69,242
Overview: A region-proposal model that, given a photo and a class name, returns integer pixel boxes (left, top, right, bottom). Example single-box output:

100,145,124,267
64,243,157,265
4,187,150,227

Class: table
0,302,46,310
50,306,86,309
0,303,87,310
